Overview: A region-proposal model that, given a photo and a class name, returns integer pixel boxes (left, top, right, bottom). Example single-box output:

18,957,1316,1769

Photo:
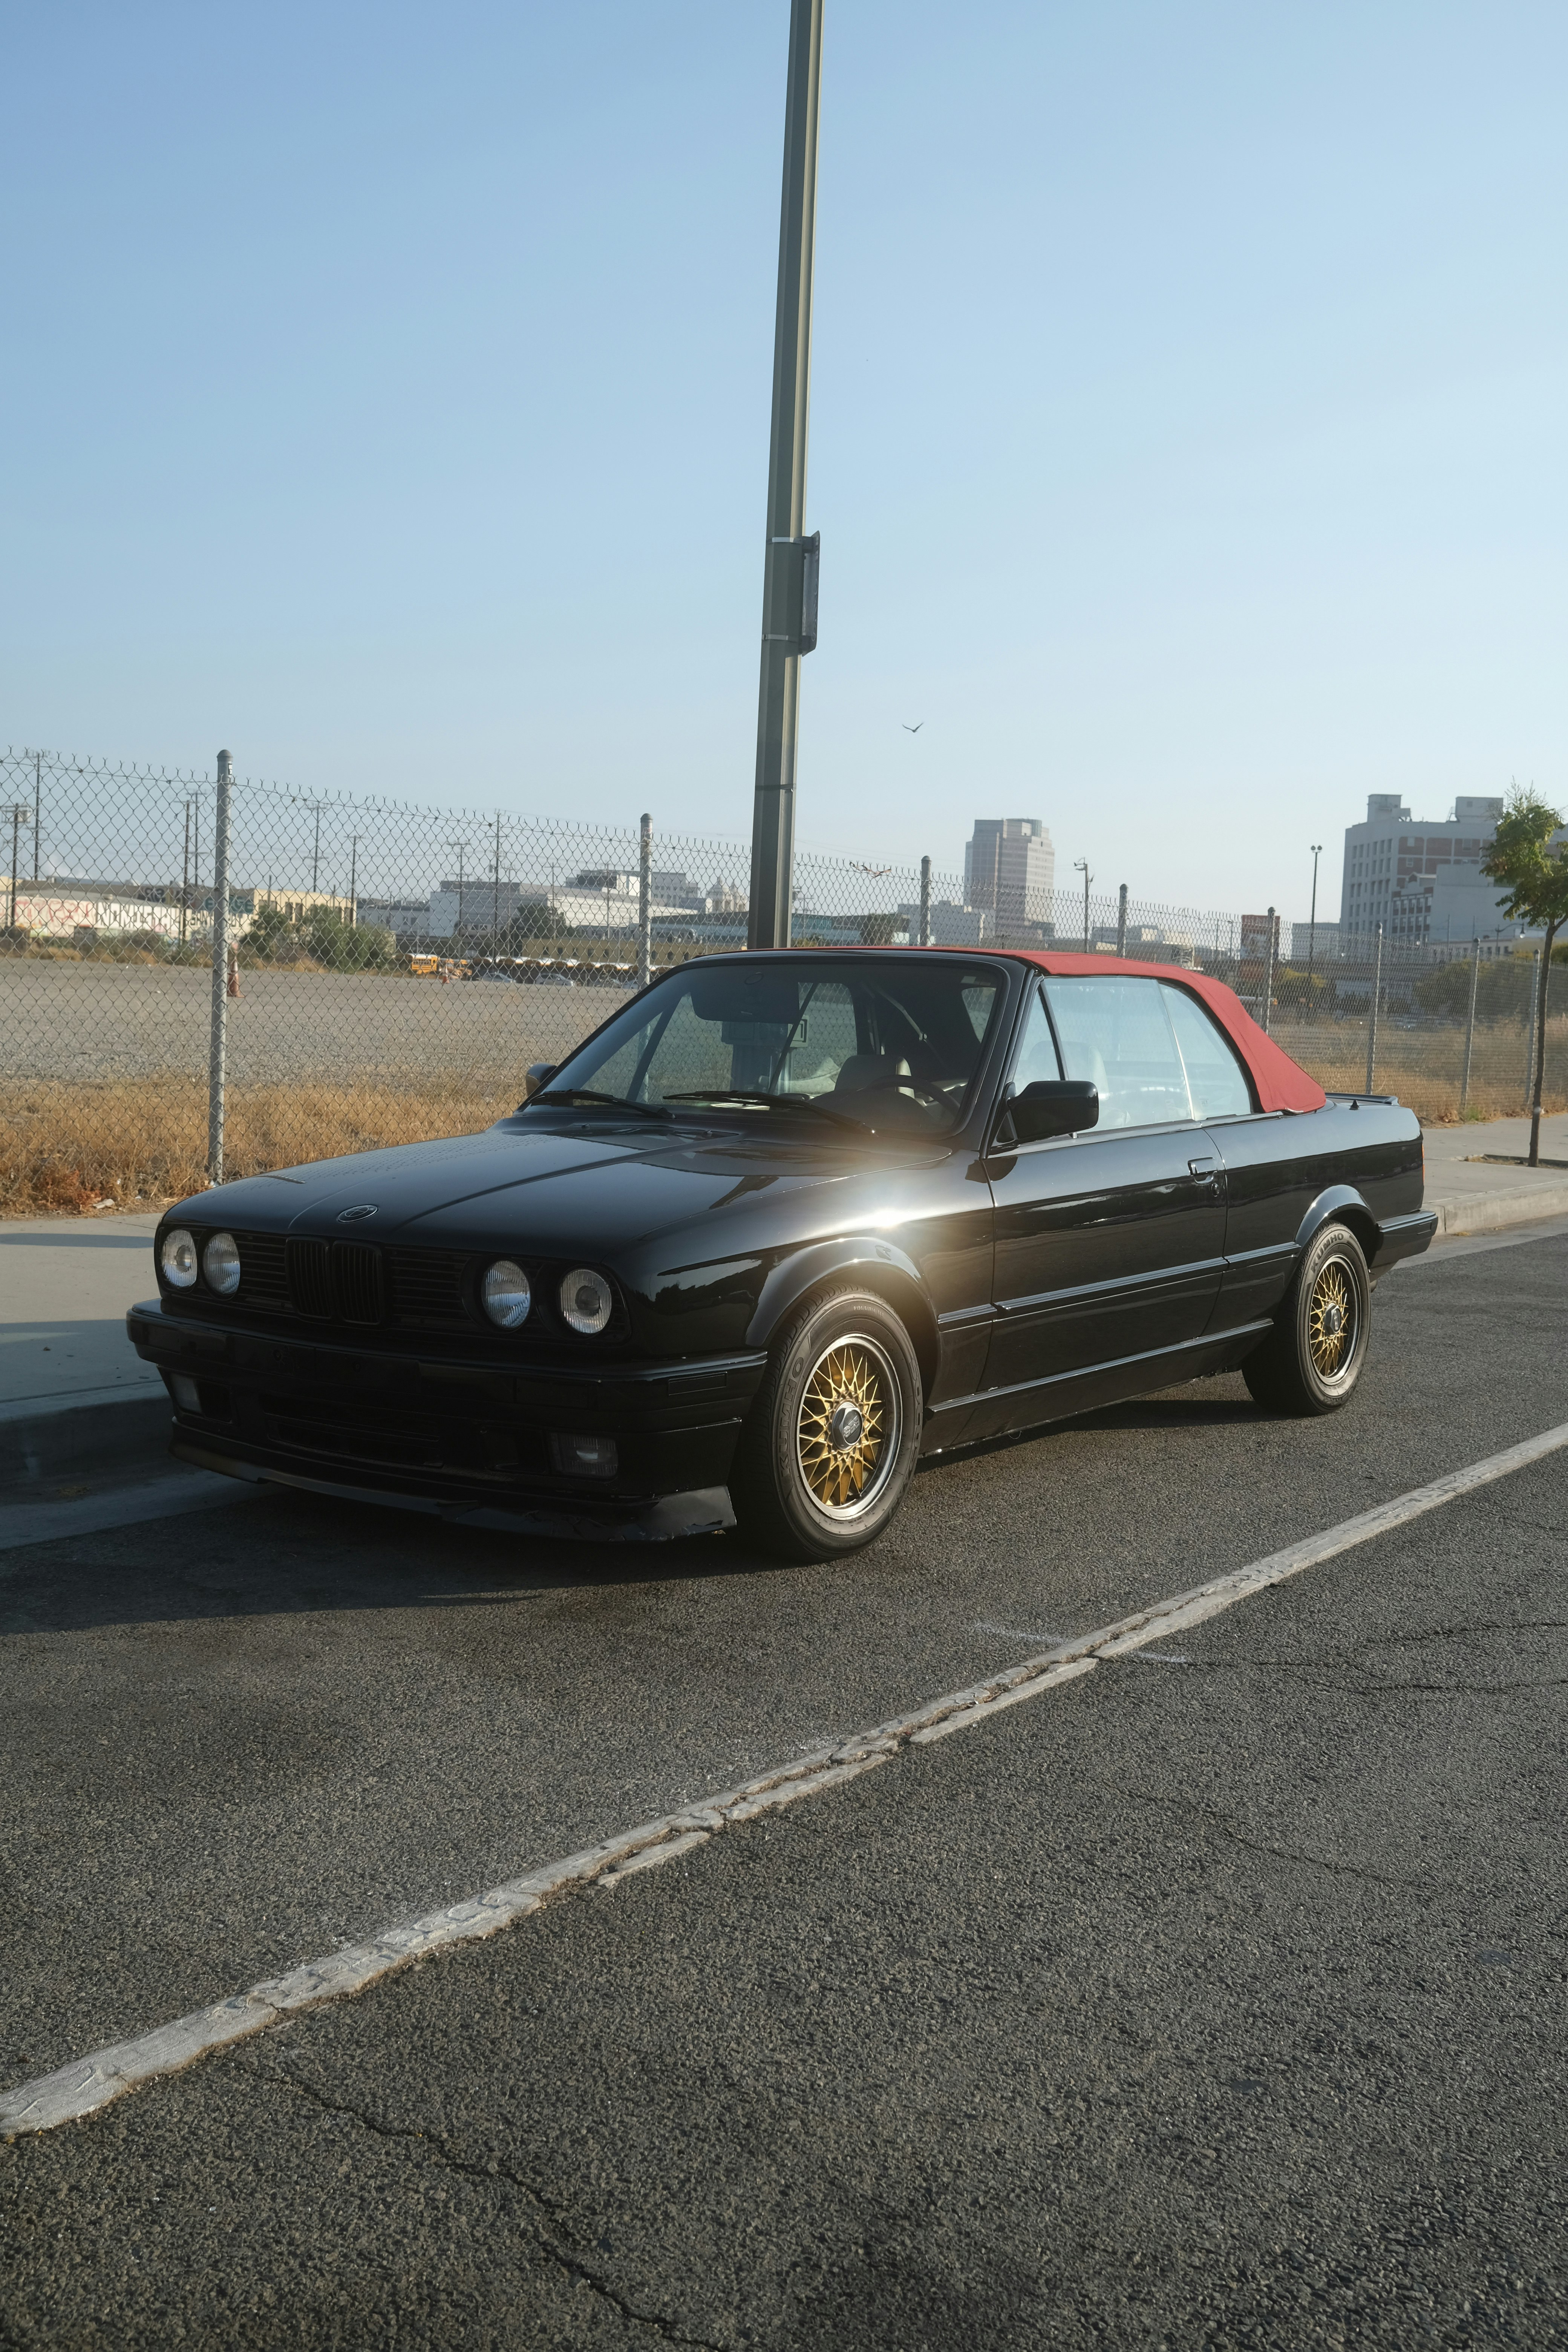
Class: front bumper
127,1300,766,1541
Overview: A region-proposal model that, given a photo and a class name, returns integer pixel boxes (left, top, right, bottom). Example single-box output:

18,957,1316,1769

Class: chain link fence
3,746,1562,1212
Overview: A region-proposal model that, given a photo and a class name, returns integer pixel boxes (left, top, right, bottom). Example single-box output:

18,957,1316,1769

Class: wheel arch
1295,1186,1381,1269
746,1239,940,1398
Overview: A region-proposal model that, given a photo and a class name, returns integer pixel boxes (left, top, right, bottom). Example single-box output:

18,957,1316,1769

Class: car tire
1243,1220,1372,1416
729,1288,923,1562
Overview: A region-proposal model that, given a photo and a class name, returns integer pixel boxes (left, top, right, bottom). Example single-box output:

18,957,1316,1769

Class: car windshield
534,957,1006,1134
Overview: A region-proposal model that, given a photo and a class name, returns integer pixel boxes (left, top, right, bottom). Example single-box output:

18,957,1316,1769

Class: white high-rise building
963,818,1055,932
1338,794,1536,948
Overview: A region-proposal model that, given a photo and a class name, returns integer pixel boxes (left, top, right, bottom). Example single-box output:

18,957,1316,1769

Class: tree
1481,786,1568,1164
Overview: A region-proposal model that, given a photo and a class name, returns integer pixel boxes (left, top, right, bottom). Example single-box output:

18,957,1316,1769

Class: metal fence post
1262,905,1276,1037
1458,938,1481,1116
208,749,232,1184
919,855,931,946
1364,922,1383,1094
1522,946,1540,1107
1116,882,1127,958
638,813,652,989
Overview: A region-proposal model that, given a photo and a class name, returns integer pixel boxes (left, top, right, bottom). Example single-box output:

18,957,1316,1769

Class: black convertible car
129,949,1436,1560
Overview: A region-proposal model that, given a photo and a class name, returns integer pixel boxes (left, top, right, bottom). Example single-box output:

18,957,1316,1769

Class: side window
1009,985,1062,1095
1041,976,1193,1130
1162,985,1254,1121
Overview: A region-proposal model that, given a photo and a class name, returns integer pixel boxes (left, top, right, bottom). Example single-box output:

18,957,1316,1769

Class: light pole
7,806,31,932
445,841,467,946
1306,843,1323,998
747,0,825,952
1073,860,1092,953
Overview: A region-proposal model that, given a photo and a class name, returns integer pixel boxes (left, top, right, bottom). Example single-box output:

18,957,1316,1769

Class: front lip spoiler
171,1438,737,1543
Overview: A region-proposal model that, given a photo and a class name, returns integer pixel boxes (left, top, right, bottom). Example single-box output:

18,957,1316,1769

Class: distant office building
963,818,1054,931
1287,918,1340,964
1338,793,1542,948
896,899,995,946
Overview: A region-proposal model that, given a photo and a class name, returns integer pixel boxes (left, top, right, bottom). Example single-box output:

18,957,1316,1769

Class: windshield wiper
663,1090,869,1132
531,1088,672,1120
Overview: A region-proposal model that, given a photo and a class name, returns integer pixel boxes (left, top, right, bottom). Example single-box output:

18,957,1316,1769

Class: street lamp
6,805,31,933
1073,859,1093,953
1306,844,1323,1003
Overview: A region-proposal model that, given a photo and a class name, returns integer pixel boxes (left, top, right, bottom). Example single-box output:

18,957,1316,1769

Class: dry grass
1282,1018,1566,1125
0,1079,516,1215
5,1029,1565,1216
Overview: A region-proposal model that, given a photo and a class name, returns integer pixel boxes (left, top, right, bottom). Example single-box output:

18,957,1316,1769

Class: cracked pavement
2,1230,1566,2343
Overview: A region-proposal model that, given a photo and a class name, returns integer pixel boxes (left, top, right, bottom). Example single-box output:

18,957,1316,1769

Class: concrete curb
1427,1182,1568,1237
0,1389,172,1488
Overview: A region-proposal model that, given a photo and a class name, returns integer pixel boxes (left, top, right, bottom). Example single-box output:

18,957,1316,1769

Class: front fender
746,1236,939,1384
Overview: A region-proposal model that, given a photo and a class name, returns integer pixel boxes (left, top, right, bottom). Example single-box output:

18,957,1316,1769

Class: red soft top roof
977,949,1326,1114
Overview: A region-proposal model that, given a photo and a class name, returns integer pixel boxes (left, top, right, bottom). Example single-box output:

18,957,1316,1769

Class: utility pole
747,0,825,952
1074,860,1092,953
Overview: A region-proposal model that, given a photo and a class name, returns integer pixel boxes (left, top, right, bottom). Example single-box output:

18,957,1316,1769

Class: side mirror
1008,1079,1098,1144
523,1061,557,1099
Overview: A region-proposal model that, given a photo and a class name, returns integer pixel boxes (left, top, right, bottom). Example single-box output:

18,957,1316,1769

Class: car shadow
0,1480,775,1640
919,1374,1263,1473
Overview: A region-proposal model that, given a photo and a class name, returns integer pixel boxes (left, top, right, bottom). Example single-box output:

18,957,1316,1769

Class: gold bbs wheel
796,1334,902,1521
1308,1256,1358,1378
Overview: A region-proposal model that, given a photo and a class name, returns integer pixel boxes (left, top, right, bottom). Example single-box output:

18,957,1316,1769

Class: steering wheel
846,1075,951,1108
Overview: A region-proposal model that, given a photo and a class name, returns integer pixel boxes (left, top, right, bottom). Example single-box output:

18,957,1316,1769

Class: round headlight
482,1258,531,1329
560,1267,612,1335
161,1228,198,1289
204,1231,242,1296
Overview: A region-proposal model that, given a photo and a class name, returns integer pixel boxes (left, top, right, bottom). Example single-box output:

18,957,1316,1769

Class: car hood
178,1114,949,1261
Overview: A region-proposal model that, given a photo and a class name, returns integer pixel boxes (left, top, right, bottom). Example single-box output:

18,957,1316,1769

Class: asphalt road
2,1225,1566,2344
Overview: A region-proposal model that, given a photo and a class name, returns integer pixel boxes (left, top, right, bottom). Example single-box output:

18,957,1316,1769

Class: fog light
169,1373,201,1412
549,1432,618,1478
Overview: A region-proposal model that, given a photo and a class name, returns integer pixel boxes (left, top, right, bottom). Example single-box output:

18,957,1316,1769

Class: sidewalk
0,1212,169,1481
1421,1109,1568,1236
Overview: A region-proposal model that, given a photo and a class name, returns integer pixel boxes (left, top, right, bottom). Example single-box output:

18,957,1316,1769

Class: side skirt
920,1320,1273,1453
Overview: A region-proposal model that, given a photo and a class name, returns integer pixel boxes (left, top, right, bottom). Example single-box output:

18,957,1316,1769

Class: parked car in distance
128,949,1436,1561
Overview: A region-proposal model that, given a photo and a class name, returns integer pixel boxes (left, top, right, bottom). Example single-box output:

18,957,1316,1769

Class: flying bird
902,721,924,733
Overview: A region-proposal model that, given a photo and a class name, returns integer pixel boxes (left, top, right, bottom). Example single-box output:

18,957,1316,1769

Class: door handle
1189,1156,1217,1179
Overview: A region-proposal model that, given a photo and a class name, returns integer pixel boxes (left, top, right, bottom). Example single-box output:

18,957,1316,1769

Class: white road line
5,1416,1567,2142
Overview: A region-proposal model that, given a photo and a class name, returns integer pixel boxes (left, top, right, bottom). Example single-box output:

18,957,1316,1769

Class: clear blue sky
8,2,1565,917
